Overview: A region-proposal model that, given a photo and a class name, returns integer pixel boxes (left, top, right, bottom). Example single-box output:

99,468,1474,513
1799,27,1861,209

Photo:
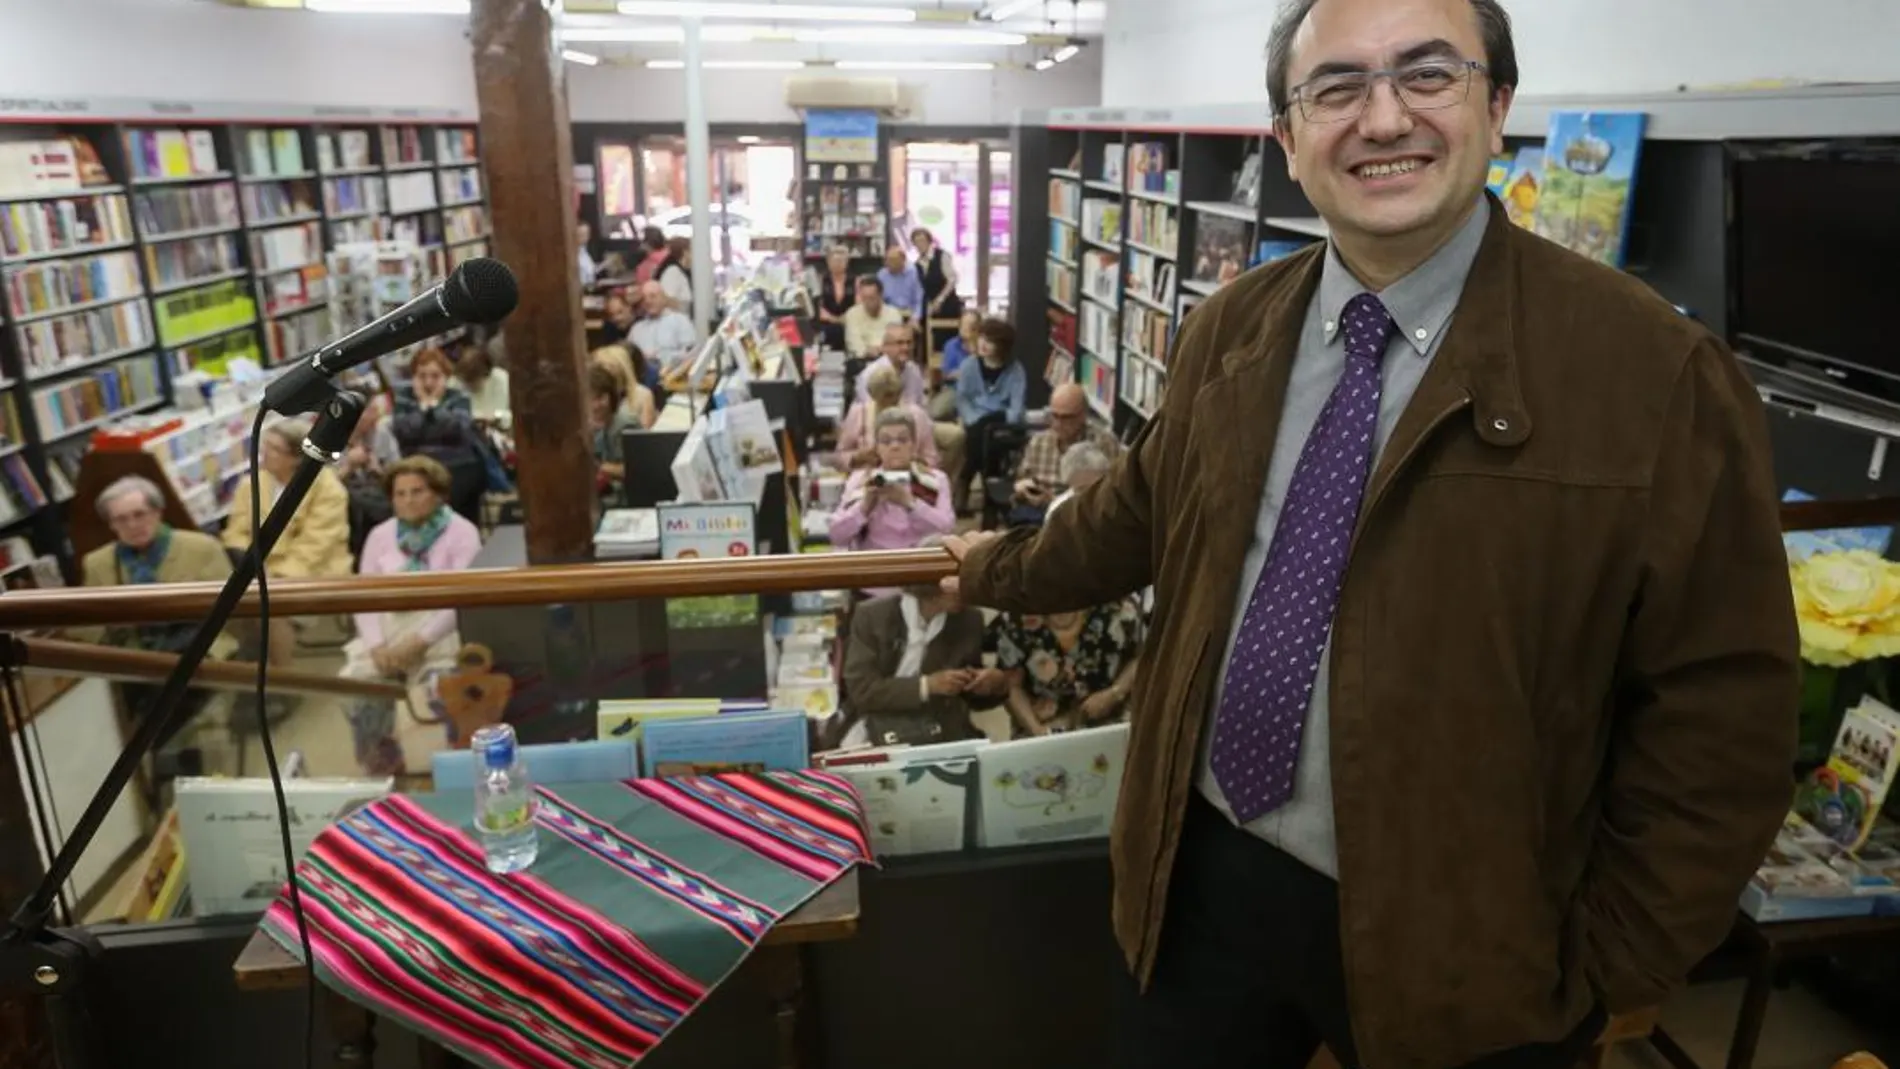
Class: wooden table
234,868,861,1069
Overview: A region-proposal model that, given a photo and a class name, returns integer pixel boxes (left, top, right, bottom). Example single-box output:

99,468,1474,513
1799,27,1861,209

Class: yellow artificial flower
1790,550,1900,666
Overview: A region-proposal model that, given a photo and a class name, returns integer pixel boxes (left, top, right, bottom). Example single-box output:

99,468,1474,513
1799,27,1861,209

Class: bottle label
480,798,533,833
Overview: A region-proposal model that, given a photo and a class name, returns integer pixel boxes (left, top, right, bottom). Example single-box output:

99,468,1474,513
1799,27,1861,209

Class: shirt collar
1317,195,1490,358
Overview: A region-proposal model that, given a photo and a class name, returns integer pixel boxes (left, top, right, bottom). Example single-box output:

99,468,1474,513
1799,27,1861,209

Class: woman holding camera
827,407,956,596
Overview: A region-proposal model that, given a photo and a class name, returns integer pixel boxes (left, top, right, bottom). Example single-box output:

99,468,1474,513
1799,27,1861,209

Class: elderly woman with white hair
78,475,238,657
222,417,354,666
1046,440,1116,518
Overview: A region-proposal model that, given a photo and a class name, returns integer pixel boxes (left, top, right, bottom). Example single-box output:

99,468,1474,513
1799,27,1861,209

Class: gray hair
1059,441,1113,485
264,418,311,453
873,407,917,439
1264,0,1520,118
96,475,164,520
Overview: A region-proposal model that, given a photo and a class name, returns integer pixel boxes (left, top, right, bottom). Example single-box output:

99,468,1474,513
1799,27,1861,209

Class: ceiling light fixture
983,0,1040,20
561,49,601,65
794,26,1025,45
834,60,997,71
1051,43,1080,62
616,1,914,20
304,0,469,12
559,23,772,40
1033,57,1055,70
645,59,809,69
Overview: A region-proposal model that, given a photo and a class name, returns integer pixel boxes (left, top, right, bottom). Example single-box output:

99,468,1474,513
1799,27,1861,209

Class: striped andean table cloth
260,769,873,1069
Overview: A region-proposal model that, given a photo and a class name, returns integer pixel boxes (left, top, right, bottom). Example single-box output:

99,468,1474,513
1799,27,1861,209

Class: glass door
891,139,1012,313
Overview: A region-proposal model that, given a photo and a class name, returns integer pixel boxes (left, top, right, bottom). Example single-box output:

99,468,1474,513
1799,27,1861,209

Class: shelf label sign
804,109,879,165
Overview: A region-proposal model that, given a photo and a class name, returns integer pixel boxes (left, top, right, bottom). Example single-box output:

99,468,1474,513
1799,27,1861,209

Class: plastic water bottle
470,723,538,874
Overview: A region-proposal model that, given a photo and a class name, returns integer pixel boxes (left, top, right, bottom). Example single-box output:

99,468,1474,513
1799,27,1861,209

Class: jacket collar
1218,193,1531,450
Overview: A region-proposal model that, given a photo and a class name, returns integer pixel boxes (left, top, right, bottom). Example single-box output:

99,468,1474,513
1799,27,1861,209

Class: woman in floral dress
992,598,1144,737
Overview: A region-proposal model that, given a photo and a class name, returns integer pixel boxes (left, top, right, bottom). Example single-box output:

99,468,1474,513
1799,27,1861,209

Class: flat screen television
1731,142,1900,416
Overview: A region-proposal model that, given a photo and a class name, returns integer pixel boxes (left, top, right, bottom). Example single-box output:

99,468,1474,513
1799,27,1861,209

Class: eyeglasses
1288,59,1487,124
874,435,913,447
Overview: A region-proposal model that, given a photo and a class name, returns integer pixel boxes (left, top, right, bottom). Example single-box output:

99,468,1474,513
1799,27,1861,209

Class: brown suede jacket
960,199,1799,1069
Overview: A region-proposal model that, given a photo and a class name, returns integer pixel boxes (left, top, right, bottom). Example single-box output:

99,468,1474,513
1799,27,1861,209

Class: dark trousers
962,412,1008,488
1116,795,1605,1069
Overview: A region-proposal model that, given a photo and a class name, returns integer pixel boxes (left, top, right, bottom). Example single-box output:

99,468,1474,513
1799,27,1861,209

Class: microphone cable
248,408,316,1069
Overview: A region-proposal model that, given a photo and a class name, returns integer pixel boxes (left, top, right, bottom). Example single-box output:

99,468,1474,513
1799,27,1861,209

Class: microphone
263,257,520,414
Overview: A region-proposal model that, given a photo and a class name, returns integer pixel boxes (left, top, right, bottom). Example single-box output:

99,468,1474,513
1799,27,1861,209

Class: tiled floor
1613,978,1894,1069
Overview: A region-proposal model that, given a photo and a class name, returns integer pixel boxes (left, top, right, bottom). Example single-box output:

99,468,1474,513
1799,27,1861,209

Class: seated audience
453,344,511,429
336,394,401,558
994,597,1143,737
929,309,981,422
813,245,855,352
224,417,354,666
591,343,658,428
1013,383,1121,521
392,347,486,522
78,476,237,660
842,276,905,360
1047,441,1116,517
834,364,939,471
876,244,924,321
632,225,669,285
826,409,956,594
341,456,484,776
589,364,638,501
840,539,1008,748
655,237,694,321
956,317,1027,492
857,321,927,407
629,279,700,375
602,292,638,338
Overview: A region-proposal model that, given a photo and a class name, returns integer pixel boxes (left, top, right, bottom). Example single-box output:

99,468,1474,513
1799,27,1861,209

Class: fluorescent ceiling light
561,49,601,65
617,1,914,21
646,59,809,69
984,0,1039,19
305,0,469,11
795,27,1025,44
737,135,763,143
560,23,770,40
1051,43,1080,62
835,60,996,71
1033,57,1055,71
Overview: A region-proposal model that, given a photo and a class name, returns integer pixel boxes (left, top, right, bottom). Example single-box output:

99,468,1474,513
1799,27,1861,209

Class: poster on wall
597,142,639,240
804,109,880,165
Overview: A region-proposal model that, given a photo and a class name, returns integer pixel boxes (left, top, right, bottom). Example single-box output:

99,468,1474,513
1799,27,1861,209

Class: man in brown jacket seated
841,539,1007,748
945,1,1798,1067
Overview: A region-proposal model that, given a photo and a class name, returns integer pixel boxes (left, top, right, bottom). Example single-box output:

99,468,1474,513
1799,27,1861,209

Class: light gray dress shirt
1195,198,1492,877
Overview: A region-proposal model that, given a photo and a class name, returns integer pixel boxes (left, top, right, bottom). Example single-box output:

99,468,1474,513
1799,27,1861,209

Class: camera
871,470,912,489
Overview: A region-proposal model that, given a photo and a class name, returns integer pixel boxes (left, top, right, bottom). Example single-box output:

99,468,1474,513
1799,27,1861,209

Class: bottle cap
472,724,516,769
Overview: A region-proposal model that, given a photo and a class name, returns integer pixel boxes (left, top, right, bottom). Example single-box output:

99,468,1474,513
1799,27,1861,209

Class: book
639,710,811,777
1796,696,1900,851
1190,214,1250,286
1531,111,1646,267
823,748,977,857
175,776,391,918
658,500,760,629
1499,148,1545,230
976,723,1130,848
432,740,636,791
596,698,765,743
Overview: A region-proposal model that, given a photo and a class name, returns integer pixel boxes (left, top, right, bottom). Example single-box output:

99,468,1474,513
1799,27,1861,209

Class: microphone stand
0,387,365,1069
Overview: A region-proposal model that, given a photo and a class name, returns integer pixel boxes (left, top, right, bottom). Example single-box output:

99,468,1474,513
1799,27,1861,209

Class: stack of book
769,612,841,725
595,699,809,778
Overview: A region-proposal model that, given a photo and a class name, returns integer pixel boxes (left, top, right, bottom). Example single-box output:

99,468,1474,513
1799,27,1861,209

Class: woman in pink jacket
827,407,956,595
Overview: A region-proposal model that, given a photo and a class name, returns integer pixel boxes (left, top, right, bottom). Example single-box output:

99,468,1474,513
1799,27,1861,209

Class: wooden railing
0,549,958,629
6,636,404,701
0,495,1894,632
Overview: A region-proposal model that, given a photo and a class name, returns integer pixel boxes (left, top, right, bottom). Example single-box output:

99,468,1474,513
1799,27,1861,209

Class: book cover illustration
1500,147,1544,229
1796,696,1900,850
977,723,1130,848
1781,487,1894,562
1531,112,1646,266
1190,215,1250,286
176,777,391,918
833,757,975,857
1485,152,1515,197
658,501,759,629
640,710,810,778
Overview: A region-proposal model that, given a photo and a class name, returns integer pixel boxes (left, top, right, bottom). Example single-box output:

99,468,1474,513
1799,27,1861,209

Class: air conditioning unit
784,76,908,115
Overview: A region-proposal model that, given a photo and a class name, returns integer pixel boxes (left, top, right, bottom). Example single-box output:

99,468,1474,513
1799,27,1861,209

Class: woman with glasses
827,407,956,597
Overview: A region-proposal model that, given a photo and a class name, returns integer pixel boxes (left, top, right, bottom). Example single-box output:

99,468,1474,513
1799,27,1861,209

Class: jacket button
1492,417,1510,432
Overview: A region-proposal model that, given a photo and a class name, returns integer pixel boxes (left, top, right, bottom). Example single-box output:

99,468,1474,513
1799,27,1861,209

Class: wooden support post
470,0,595,565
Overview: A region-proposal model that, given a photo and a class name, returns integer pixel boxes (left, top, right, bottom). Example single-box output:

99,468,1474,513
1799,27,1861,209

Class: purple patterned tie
1209,292,1398,823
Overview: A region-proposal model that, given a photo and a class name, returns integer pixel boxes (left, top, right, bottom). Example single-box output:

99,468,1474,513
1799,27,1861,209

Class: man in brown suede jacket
946,1,1799,1067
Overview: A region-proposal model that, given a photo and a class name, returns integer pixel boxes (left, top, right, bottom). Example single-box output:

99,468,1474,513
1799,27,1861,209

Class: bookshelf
1015,118,1324,437
0,105,484,569
799,120,891,280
